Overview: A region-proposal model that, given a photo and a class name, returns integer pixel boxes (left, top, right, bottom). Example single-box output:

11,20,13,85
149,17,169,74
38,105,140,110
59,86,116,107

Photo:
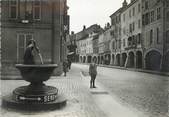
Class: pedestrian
23,39,40,64
89,59,97,88
68,58,72,70
63,59,68,76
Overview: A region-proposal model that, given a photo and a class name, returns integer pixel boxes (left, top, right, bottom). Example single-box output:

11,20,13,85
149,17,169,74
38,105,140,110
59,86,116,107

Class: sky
67,0,130,33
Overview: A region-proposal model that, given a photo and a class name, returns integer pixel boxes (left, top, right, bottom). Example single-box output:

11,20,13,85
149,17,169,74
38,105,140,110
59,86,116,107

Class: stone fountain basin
15,64,58,83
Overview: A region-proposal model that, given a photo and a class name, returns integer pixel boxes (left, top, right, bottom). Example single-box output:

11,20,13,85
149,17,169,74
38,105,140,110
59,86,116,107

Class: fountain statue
2,40,66,111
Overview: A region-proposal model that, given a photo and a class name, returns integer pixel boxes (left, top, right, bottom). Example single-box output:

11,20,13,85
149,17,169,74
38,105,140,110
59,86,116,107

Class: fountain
2,40,66,110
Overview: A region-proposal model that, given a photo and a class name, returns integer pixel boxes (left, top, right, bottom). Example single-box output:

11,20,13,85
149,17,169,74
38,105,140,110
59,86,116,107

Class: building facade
78,34,88,63
92,33,99,63
1,0,69,77
69,24,103,63
142,0,169,71
66,0,169,72
110,7,123,66
102,27,111,65
66,31,77,62
98,33,105,64
121,0,143,68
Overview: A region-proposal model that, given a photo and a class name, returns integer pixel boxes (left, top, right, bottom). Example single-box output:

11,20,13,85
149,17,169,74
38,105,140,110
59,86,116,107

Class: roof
121,0,138,13
78,34,89,41
110,0,139,17
75,24,103,41
110,8,122,18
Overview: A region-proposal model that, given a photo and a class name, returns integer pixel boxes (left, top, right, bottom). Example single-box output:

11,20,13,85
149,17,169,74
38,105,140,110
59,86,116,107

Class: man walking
63,59,68,76
89,59,97,88
67,58,72,70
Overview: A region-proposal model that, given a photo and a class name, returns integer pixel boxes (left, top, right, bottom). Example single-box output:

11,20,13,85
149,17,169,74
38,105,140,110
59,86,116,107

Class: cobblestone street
77,64,169,117
0,64,107,117
0,63,168,117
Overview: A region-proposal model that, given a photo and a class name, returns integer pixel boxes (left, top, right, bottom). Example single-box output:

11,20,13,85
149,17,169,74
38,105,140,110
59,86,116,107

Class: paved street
0,63,168,117
0,64,107,117
76,63,169,117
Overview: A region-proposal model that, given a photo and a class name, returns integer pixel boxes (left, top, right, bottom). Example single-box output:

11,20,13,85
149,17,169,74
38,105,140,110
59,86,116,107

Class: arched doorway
105,54,111,65
145,50,161,71
93,56,97,63
87,56,92,63
98,56,100,64
116,54,120,66
107,54,111,65
83,56,86,63
128,52,135,68
76,55,80,62
122,53,127,67
80,56,83,63
101,56,104,64
112,54,115,65
136,51,143,68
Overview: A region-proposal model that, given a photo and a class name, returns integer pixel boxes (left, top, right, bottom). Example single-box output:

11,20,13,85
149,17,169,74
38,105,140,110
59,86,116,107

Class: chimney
107,22,110,28
122,0,128,7
71,31,74,35
83,25,86,30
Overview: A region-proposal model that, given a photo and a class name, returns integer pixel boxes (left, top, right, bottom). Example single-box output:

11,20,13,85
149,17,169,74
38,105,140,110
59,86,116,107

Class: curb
75,63,169,77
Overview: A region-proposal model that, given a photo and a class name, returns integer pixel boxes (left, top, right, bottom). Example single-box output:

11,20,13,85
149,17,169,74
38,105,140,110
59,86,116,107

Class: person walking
63,59,68,76
89,59,97,88
67,58,72,70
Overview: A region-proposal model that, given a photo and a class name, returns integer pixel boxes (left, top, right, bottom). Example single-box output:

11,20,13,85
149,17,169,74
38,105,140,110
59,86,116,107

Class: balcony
125,45,137,50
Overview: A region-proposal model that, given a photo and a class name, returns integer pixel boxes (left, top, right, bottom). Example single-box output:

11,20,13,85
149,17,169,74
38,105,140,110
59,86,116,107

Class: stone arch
87,56,92,63
93,56,97,63
136,51,143,68
145,50,161,71
116,54,120,66
144,48,162,58
112,54,115,65
122,53,127,67
83,56,86,63
101,56,104,64
80,56,83,63
76,54,80,62
107,54,111,65
128,51,135,68
105,54,111,65
98,56,101,64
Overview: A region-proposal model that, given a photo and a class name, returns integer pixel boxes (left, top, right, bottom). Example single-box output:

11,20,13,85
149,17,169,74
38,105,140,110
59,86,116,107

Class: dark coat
89,63,97,75
63,61,68,72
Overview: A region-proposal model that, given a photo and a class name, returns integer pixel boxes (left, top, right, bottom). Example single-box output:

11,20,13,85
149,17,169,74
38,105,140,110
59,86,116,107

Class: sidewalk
78,62,169,77
0,65,145,117
80,72,146,117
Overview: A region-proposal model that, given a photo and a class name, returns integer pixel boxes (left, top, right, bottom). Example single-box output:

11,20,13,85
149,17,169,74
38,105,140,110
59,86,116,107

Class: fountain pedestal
2,64,67,111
